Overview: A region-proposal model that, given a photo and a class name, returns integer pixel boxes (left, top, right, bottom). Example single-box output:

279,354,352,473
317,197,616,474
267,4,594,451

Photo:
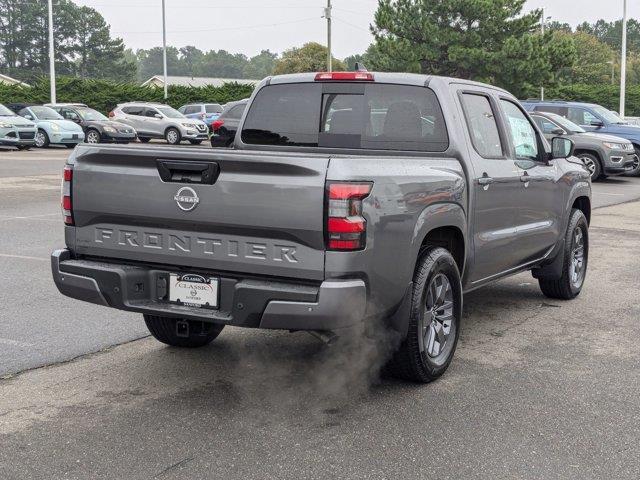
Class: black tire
143,314,224,348
538,209,589,300
138,137,151,143
35,129,50,148
385,247,462,383
189,139,203,145
85,129,101,144
165,127,181,145
577,152,602,181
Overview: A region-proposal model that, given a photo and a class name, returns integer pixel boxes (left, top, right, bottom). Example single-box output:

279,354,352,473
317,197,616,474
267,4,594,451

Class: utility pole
620,0,628,117
325,0,332,72
47,0,56,103
540,7,546,101
162,0,168,100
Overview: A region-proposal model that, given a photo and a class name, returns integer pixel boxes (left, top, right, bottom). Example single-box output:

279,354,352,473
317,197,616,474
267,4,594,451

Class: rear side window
205,104,223,113
184,105,201,115
242,83,448,151
224,104,245,120
461,93,503,158
122,106,144,115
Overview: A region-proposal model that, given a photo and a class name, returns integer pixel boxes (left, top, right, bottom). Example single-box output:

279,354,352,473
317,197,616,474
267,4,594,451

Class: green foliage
134,47,277,82
0,77,254,114
272,42,345,75
522,83,640,117
0,0,136,82
368,0,576,98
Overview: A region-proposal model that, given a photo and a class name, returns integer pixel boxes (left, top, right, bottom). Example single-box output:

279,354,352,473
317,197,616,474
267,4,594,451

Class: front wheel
85,129,101,144
35,129,50,148
144,315,224,348
165,128,181,145
385,247,462,383
538,209,589,300
577,153,602,181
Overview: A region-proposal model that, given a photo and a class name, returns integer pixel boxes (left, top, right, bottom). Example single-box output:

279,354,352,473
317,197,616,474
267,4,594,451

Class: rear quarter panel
326,156,467,317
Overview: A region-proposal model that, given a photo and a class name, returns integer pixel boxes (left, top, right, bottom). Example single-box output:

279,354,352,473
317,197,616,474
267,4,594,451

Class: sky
71,0,639,59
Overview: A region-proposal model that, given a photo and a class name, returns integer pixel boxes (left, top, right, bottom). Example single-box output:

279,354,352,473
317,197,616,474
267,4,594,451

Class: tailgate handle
157,160,220,185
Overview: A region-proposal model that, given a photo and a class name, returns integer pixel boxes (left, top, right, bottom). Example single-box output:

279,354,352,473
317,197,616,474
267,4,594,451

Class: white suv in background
111,102,209,145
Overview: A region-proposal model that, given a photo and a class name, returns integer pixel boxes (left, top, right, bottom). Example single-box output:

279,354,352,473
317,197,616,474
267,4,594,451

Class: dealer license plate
169,274,219,309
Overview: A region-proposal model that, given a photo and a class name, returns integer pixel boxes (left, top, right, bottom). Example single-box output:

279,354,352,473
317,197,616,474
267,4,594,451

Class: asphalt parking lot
1,145,639,479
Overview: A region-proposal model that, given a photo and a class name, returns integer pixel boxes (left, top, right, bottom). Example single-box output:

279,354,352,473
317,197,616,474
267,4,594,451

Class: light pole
620,0,628,118
162,0,168,100
47,0,56,103
325,0,332,72
540,8,551,100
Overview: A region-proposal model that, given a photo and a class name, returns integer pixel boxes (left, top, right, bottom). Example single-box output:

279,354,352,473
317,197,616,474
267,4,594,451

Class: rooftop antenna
354,62,368,72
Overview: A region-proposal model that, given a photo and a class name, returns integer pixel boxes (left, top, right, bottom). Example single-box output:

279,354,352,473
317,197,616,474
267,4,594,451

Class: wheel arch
572,195,591,225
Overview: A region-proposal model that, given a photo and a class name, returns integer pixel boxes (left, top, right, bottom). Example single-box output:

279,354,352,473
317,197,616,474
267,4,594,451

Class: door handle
478,175,494,186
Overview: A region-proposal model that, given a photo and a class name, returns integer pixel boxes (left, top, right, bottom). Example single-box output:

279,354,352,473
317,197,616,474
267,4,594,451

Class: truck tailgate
70,146,329,281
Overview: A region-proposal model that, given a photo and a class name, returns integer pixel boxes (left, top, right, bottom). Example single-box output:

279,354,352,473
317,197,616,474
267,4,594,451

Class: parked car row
523,100,640,180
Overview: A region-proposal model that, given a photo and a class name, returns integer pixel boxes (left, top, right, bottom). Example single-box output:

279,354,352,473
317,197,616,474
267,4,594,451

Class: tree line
2,0,640,99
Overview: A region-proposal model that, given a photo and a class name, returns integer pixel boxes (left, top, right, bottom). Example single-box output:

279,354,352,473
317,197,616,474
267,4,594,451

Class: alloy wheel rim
167,130,178,143
579,156,596,178
570,226,586,287
421,273,454,359
35,132,45,147
87,132,99,143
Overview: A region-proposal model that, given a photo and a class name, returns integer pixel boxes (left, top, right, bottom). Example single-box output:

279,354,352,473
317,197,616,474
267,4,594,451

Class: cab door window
460,93,504,158
500,100,539,161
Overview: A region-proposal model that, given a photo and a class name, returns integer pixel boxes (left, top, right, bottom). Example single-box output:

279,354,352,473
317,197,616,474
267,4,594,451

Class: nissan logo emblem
174,187,199,211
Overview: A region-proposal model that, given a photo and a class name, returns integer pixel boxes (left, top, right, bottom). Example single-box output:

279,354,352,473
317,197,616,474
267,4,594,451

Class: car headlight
51,123,60,131
603,142,628,150
0,122,13,128
103,126,116,133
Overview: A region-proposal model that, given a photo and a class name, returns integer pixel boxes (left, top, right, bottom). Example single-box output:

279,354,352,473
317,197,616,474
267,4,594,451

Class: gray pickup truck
52,72,591,383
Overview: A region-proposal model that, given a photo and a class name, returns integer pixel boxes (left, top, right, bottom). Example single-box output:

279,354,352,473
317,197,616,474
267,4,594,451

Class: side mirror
154,113,163,119
24,114,33,120
551,128,564,135
590,119,604,128
551,136,574,159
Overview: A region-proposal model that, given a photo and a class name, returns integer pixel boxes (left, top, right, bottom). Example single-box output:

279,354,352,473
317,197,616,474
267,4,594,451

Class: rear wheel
144,315,224,348
35,129,50,148
385,247,462,383
538,209,589,300
577,153,601,181
165,127,181,145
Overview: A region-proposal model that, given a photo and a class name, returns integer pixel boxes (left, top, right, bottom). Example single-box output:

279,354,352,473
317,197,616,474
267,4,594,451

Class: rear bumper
51,249,366,331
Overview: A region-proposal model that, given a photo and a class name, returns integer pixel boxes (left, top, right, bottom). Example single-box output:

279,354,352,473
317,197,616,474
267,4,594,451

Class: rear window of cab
241,83,449,152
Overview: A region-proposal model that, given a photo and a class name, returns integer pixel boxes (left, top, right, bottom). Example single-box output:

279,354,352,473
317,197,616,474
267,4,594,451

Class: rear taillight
326,182,372,251
315,72,374,81
62,165,73,225
212,119,224,132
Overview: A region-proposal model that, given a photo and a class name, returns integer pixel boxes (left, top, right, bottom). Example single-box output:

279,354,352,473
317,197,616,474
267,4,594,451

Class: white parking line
0,213,59,220
0,253,48,262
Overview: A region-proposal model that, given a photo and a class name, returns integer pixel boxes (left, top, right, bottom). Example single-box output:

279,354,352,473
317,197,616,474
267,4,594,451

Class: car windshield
77,108,107,121
157,106,184,118
205,104,223,113
0,104,15,116
592,105,627,124
546,112,585,133
29,106,63,120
